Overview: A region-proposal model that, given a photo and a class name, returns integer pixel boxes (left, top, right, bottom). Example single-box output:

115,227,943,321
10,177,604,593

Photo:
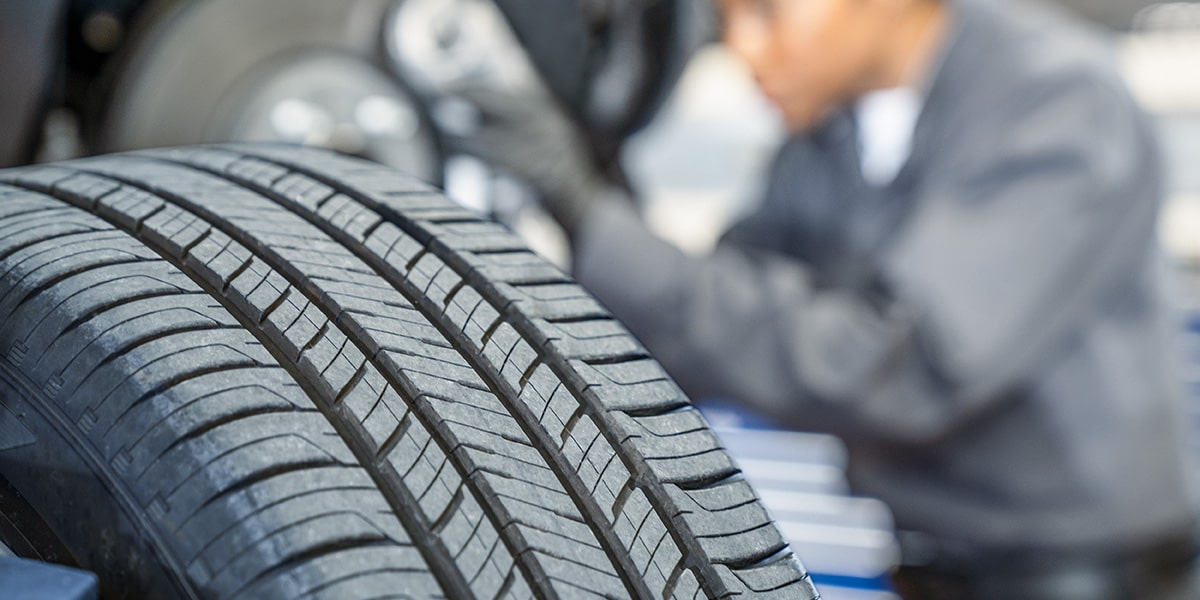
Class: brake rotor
97,0,441,183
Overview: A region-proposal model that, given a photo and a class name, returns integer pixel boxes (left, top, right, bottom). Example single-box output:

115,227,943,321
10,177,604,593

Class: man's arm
573,70,1163,444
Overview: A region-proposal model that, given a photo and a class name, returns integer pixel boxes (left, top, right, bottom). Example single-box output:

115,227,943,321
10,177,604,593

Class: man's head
718,0,948,131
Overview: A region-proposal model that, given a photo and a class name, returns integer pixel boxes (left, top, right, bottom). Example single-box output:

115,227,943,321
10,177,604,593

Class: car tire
0,145,818,599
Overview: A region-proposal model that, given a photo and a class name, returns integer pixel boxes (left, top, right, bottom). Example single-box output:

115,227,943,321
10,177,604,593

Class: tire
0,145,818,599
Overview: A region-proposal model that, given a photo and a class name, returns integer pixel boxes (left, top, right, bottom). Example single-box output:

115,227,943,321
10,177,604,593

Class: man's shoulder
916,2,1161,204
931,0,1148,160
949,0,1126,103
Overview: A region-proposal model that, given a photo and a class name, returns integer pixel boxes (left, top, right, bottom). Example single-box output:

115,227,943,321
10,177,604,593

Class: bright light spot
356,95,419,138
269,99,333,144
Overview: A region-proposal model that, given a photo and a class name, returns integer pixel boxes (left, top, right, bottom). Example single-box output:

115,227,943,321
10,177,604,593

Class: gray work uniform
571,0,1197,570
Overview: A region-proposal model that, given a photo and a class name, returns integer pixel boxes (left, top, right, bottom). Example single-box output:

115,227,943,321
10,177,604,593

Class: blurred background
2,1,1199,597
630,12,1200,596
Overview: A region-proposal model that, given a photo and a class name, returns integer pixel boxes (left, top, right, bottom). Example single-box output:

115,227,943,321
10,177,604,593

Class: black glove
445,84,611,235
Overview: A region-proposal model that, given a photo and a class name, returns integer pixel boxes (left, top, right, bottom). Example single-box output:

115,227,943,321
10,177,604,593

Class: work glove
445,84,613,236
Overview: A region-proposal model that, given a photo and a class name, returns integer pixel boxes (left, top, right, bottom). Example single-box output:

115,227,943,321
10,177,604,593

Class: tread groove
34,288,195,349
135,204,167,233
480,315,505,347
430,489,465,535
0,223,114,265
154,404,310,460
491,570,516,600
191,457,345,517
374,411,412,461
258,287,292,325
300,322,331,356
470,248,531,258
5,255,154,318
543,315,614,325
404,246,429,273
227,535,393,598
442,278,467,308
581,353,652,367
108,361,269,446
359,216,386,241
179,478,381,560
333,363,369,408
504,278,579,289
180,228,212,260
221,258,253,292
62,322,243,395
662,559,688,600
517,356,542,390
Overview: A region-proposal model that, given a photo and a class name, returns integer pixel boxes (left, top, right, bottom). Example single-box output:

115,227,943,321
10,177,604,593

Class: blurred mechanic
454,0,1199,597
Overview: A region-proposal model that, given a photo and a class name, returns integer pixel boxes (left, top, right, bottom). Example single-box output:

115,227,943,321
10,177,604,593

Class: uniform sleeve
570,69,1163,444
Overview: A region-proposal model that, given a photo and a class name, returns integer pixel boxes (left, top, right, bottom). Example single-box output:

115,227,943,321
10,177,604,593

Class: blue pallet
0,558,97,600
700,309,1200,600
698,400,899,598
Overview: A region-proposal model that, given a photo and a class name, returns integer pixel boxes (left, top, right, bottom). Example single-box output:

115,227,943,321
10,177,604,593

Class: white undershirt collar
854,86,923,188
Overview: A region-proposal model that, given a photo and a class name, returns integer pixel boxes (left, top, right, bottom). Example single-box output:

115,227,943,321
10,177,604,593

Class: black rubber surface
0,145,818,599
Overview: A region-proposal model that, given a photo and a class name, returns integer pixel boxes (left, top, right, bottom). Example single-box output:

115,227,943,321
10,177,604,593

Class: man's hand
444,83,609,235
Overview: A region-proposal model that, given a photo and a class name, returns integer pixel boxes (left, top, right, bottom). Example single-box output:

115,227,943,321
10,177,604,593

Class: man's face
718,0,891,131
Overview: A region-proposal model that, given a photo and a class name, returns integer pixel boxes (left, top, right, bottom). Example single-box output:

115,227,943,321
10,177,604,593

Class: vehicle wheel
0,145,817,599
94,0,442,185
